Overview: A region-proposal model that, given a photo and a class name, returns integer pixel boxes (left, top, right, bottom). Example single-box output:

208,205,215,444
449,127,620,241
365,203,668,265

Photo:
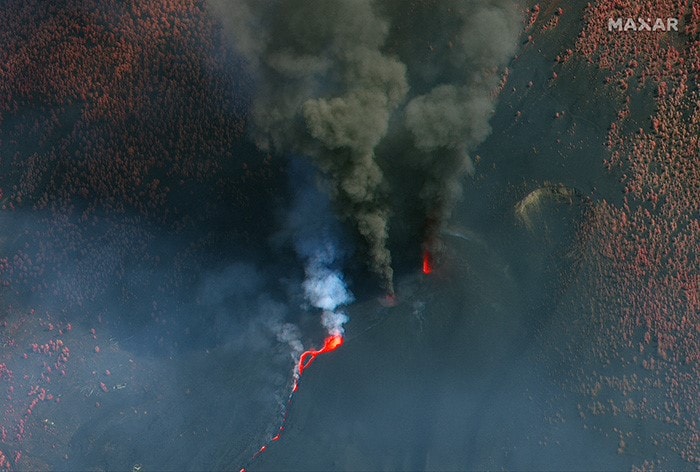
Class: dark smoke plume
386,0,521,244
209,0,521,290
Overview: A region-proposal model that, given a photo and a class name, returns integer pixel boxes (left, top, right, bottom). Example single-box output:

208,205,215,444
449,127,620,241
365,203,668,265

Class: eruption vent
422,249,433,275
225,1,523,465
211,0,521,292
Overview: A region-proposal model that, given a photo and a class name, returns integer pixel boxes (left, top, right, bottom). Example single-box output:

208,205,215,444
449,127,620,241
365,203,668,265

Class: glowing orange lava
298,334,344,375
242,333,346,470
422,250,433,275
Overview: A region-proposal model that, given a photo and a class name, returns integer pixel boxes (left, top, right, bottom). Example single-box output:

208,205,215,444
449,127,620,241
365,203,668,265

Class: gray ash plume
209,0,521,290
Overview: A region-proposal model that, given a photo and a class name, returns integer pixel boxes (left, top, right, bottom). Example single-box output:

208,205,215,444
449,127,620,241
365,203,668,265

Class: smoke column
395,0,521,245
210,0,406,293
210,0,521,285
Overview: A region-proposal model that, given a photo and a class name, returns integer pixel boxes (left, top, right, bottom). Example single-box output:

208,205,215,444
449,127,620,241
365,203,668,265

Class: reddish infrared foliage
534,0,699,466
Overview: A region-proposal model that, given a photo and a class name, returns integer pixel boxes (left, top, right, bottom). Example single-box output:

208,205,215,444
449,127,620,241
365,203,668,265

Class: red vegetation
575,0,690,90
525,4,541,31
0,0,281,309
0,0,254,223
553,1,700,465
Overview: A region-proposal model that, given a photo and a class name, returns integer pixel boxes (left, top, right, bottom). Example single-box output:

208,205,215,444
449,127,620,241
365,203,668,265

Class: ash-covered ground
0,1,698,471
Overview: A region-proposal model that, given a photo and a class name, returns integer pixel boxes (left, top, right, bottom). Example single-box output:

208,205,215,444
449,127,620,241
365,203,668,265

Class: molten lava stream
241,334,345,472
298,333,344,375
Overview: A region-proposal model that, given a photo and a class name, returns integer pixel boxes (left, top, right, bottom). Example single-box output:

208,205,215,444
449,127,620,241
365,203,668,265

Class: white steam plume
302,243,353,336
277,159,354,337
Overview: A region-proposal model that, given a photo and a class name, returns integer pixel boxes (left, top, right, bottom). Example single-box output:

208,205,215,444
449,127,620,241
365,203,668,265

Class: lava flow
241,333,345,471
298,333,344,375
